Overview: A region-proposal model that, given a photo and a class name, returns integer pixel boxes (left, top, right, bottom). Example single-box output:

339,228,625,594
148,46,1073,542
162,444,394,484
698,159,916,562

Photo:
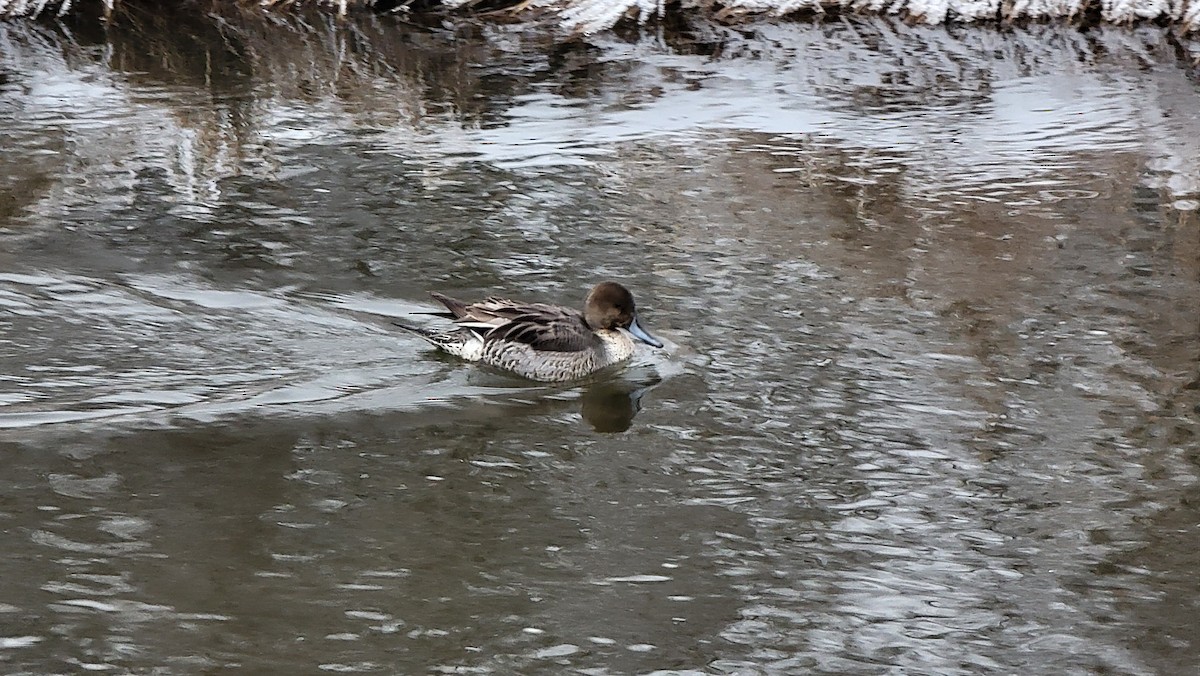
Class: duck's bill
628,315,664,348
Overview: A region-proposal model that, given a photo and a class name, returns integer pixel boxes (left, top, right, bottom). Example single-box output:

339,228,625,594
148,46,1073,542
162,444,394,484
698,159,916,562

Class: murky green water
3,9,1200,674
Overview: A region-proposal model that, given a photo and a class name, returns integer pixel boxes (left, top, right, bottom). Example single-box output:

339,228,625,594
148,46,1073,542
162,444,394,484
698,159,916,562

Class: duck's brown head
584,281,663,348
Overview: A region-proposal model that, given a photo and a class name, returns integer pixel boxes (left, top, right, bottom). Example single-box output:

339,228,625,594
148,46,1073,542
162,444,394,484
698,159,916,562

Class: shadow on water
5,6,1200,675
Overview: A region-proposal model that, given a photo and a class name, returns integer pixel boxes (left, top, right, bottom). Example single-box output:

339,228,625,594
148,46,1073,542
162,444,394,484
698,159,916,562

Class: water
2,9,1200,674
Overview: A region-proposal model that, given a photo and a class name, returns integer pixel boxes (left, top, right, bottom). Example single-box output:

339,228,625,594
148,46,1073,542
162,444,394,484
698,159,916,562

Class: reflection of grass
5,0,1200,216
0,4,526,220
3,0,1200,35
18,2,504,122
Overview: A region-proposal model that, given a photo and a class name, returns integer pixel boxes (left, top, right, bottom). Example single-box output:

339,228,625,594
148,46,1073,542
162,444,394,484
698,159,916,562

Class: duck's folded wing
431,293,518,330
486,307,596,352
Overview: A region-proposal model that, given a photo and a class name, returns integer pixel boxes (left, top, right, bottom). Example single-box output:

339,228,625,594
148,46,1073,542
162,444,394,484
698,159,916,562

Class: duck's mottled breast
478,329,635,382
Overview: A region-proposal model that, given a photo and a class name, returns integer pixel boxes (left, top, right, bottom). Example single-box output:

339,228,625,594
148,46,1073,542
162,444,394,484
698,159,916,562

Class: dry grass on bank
1,0,1198,36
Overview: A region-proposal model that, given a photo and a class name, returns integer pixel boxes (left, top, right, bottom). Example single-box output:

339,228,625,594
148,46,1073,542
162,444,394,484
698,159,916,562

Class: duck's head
584,281,664,348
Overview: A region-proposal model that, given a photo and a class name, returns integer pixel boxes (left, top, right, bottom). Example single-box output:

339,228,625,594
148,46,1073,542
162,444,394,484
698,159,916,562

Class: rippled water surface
3,10,1200,674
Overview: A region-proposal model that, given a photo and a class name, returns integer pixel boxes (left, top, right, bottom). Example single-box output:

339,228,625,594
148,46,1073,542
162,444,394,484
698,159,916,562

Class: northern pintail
396,281,664,382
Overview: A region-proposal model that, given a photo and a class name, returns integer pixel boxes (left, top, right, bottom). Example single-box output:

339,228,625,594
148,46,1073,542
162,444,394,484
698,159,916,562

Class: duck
395,281,663,382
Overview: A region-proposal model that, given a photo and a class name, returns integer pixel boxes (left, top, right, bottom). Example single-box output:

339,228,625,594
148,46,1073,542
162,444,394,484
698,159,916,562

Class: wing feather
432,293,596,352
486,307,595,352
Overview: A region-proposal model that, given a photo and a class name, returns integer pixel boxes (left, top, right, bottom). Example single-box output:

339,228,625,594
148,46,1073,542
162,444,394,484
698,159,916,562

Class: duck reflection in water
579,373,661,433
452,364,663,433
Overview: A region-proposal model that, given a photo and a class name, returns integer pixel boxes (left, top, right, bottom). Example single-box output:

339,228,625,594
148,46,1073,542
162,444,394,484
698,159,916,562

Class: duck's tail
391,321,454,347
393,321,485,361
429,292,471,319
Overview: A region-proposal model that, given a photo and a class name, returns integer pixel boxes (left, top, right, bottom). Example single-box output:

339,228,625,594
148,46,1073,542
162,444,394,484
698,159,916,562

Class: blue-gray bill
628,315,663,348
